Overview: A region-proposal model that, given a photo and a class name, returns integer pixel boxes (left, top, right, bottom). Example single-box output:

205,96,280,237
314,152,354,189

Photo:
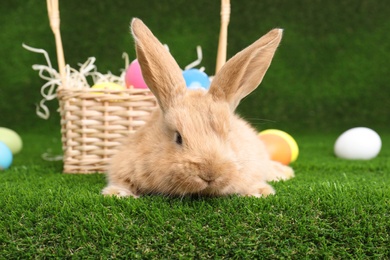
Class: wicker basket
57,86,157,173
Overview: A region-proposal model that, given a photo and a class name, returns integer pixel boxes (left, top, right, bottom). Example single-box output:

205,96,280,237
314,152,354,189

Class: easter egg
91,82,125,91
334,127,381,160
0,127,23,154
0,141,13,170
125,59,148,89
259,129,299,165
183,69,210,90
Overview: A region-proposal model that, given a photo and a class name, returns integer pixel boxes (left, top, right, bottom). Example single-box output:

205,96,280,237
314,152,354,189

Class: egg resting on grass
258,129,299,165
334,127,381,160
0,127,23,154
0,142,13,170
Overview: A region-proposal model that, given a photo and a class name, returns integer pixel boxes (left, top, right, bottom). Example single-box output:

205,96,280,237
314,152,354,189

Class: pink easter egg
125,59,148,89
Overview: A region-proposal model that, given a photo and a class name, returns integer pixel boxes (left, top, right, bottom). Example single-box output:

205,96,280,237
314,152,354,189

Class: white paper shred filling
23,43,127,120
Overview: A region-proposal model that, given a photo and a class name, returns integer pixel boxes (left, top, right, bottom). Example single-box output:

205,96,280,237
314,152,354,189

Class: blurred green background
1,0,389,135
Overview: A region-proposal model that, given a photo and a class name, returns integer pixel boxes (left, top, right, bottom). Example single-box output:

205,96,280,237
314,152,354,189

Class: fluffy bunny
102,18,294,198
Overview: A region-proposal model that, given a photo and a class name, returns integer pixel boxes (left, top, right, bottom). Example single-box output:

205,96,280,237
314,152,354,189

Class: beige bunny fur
102,18,294,198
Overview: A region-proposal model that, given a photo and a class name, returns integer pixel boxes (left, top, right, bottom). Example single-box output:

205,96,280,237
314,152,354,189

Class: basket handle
215,0,230,73
47,0,66,86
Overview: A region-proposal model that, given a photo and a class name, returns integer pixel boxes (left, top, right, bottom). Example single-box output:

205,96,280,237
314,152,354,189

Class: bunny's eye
175,131,183,145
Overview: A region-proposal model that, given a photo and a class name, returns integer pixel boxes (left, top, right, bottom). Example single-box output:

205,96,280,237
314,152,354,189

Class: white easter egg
334,127,381,160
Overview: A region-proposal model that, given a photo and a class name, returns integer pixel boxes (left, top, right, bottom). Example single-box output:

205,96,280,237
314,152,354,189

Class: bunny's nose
199,173,216,184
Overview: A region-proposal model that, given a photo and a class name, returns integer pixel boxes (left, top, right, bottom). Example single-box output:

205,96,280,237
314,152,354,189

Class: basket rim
56,86,156,102
57,86,152,94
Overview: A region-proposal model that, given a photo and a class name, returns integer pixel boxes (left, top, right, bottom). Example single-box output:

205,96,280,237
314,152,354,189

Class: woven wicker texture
57,87,157,173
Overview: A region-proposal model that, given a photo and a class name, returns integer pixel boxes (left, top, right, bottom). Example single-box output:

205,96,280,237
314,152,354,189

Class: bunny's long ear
131,18,186,112
209,29,283,111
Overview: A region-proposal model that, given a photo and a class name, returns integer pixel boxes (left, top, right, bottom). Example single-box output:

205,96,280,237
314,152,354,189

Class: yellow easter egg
91,82,126,93
0,127,23,154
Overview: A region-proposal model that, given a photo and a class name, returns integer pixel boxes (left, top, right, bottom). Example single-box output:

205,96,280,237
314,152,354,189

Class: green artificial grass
1,131,389,258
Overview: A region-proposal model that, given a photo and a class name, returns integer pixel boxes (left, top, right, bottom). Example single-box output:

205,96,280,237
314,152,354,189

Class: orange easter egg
258,129,299,165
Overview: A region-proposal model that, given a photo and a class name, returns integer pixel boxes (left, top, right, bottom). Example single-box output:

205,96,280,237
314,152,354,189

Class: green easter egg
0,127,23,154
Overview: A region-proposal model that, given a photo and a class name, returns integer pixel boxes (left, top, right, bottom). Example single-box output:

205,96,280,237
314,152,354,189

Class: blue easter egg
183,69,210,90
0,142,13,170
